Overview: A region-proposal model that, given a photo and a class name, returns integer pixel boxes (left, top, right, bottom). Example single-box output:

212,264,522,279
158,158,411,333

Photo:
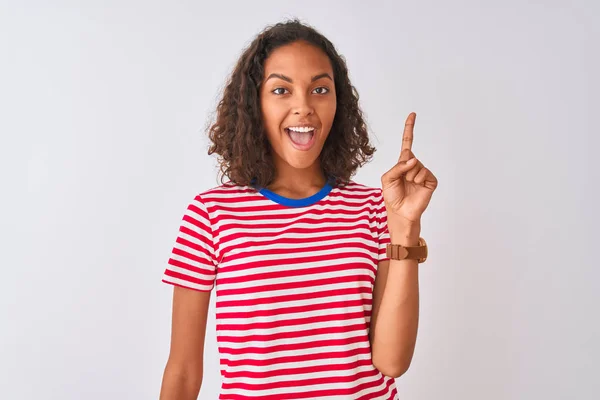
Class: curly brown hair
207,18,377,190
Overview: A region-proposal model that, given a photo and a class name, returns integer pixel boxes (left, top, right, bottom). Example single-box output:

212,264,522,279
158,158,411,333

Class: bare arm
369,260,389,346
160,286,211,400
369,226,420,378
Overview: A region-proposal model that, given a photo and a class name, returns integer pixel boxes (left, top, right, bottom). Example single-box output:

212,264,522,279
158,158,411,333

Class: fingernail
407,157,416,164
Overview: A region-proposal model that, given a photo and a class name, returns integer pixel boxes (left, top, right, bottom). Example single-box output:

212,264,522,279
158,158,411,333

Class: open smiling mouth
284,127,317,150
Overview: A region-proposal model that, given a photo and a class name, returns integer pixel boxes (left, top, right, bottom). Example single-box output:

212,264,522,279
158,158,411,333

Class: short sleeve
162,194,217,292
376,190,391,262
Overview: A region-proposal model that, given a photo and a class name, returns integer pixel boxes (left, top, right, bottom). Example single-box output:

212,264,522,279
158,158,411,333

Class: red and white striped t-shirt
162,178,398,399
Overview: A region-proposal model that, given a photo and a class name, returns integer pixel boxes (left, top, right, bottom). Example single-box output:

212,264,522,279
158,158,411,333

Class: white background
1,0,598,399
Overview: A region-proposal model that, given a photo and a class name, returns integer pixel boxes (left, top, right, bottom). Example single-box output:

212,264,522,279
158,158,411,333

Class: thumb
398,148,414,163
381,157,417,186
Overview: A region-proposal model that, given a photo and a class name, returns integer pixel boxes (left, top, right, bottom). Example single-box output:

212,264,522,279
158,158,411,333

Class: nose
291,93,314,116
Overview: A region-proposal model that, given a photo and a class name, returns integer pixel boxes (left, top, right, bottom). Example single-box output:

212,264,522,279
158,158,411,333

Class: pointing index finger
399,112,416,162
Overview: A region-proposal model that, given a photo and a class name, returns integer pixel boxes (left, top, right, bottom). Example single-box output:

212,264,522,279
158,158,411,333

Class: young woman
160,19,438,400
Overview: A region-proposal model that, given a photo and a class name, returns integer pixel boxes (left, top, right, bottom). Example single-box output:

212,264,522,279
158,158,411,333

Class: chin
284,156,320,170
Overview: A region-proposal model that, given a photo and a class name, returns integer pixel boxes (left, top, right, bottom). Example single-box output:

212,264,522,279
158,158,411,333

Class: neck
268,161,328,193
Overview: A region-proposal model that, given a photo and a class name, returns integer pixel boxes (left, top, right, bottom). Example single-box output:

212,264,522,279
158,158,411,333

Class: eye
312,87,330,95
272,87,289,95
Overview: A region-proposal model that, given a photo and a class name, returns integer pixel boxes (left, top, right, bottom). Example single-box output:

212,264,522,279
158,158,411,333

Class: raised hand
381,112,438,227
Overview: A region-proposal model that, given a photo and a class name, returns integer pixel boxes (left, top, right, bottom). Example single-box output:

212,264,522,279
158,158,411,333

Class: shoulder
334,180,383,201
193,180,257,204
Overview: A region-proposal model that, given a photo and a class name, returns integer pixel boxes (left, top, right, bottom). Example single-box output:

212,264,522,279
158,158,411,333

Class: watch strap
386,237,428,263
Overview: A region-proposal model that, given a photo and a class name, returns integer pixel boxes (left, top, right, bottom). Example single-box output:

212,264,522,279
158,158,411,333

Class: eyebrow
265,72,333,83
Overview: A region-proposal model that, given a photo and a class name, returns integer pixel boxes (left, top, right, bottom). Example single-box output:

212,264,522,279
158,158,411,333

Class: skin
259,40,337,199
159,287,210,399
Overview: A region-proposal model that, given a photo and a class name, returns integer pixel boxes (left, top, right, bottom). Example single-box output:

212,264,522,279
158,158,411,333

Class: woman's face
259,40,337,172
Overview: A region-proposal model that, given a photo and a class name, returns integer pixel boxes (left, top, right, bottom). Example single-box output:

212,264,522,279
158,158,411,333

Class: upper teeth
288,126,315,133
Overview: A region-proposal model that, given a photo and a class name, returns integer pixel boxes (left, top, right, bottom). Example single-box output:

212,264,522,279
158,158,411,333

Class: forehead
263,41,333,78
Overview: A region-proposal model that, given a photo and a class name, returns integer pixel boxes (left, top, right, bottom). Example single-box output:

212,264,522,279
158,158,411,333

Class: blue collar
250,175,336,208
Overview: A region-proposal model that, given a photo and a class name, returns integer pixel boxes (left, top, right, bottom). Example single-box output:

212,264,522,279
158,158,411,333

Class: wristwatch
386,237,428,263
